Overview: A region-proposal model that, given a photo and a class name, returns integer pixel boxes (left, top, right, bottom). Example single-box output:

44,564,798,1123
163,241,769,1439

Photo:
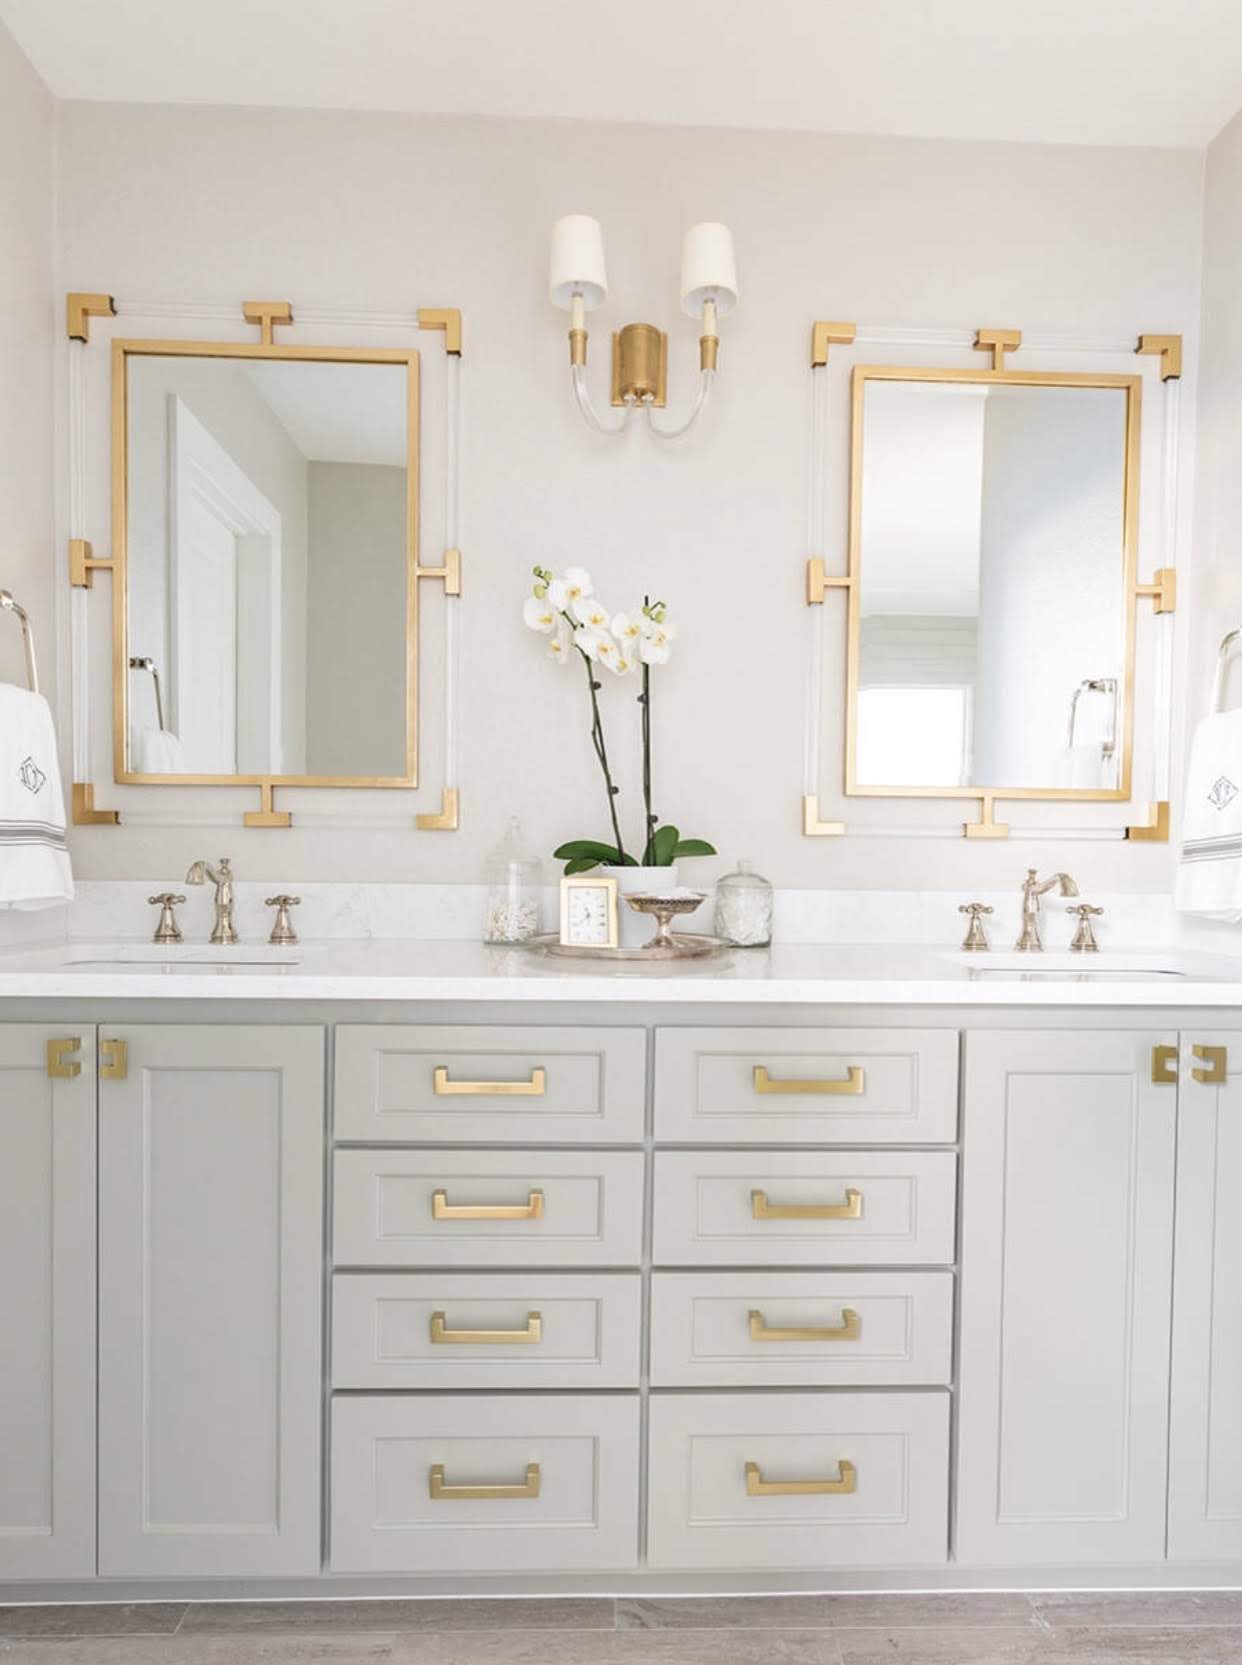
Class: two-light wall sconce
549,214,738,440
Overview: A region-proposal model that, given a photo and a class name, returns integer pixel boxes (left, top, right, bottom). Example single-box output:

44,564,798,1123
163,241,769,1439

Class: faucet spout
1016,869,1079,952
185,856,238,946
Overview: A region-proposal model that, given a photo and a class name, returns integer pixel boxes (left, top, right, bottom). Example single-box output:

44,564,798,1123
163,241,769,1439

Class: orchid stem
575,642,628,863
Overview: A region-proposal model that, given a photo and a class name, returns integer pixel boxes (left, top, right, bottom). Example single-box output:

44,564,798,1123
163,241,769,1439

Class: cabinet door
1169,1033,1242,1560
0,1026,96,1579
957,1030,1176,1565
99,1025,324,1576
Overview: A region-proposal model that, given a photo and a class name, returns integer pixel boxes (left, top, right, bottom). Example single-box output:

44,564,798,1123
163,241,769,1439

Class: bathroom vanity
1,941,1240,1599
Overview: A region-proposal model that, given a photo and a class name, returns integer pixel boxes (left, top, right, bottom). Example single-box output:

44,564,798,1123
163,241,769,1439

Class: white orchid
548,566,594,611
523,594,557,634
573,626,610,662
612,611,644,649
638,616,676,664
606,649,635,676
546,627,570,663
572,594,612,631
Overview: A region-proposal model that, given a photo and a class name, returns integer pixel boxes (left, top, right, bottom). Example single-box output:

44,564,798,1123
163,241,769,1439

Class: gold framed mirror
112,337,420,798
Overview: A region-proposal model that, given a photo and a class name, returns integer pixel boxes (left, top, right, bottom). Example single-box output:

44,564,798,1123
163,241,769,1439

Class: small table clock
559,873,620,949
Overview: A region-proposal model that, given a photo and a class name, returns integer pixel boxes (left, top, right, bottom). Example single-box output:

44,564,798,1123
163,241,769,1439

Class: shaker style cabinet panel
0,1026,97,1580
334,1025,646,1144
956,1030,1176,1565
1168,1032,1242,1561
654,1026,958,1144
98,1025,325,1577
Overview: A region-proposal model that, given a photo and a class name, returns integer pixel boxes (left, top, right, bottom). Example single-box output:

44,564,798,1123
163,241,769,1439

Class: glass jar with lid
714,858,774,947
483,817,543,943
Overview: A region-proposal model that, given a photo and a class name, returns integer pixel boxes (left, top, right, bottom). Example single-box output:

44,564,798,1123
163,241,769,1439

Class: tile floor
1,1594,1241,1664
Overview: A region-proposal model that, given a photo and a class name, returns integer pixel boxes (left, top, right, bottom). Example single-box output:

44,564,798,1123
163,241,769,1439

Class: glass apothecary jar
483,817,543,943
714,858,774,947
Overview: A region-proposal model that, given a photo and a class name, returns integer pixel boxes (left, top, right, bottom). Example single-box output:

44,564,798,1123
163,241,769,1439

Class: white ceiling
243,362,407,469
4,0,1242,148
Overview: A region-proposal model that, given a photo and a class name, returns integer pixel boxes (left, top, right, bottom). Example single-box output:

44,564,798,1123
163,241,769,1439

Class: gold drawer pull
430,1310,543,1345
749,1308,861,1343
46,1038,83,1079
745,1459,856,1497
429,1462,541,1501
1152,1044,1179,1085
1192,1045,1228,1085
751,1187,863,1221
431,1188,545,1221
100,1038,128,1081
433,1066,546,1097
753,1065,865,1096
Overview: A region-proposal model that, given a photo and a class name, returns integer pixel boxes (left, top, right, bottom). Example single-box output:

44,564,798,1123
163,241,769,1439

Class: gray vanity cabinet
0,1026,97,1580
97,1025,325,1577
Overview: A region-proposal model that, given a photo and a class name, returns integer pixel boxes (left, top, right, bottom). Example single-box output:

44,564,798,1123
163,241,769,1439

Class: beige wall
49,102,1205,890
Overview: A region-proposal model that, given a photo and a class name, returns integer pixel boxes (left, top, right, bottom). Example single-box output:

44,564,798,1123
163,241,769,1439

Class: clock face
562,881,615,946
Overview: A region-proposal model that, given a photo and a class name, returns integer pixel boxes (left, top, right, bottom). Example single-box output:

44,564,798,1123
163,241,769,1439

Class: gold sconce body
612,323,668,407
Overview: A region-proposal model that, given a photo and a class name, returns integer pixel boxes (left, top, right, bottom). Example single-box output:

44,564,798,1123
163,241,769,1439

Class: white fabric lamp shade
680,222,738,318
549,214,608,311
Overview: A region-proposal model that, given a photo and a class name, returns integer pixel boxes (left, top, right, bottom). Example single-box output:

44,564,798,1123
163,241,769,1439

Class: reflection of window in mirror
854,377,1129,796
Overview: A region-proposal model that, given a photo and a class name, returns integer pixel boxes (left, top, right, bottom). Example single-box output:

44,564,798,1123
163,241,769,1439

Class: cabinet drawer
647,1391,949,1568
653,1150,957,1266
331,1393,640,1573
333,1149,645,1267
335,1025,645,1144
650,1271,954,1387
332,1272,641,1389
655,1026,958,1144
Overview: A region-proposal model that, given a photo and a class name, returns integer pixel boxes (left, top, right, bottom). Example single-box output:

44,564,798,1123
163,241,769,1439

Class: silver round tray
527,932,730,962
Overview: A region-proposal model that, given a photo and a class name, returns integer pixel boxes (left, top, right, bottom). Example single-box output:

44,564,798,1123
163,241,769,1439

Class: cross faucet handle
958,901,994,952
1068,902,1104,953
148,893,187,945
265,894,301,946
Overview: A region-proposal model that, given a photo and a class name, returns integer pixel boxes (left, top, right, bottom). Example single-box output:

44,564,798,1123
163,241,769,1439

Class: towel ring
128,656,166,731
0,590,38,694
1066,676,1118,758
1212,627,1242,715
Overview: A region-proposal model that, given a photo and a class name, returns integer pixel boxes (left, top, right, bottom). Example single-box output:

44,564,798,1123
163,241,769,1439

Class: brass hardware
611,323,668,408
0,590,38,692
429,1462,539,1501
1068,903,1104,953
1152,1044,1179,1085
1126,801,1171,843
433,1066,547,1097
186,857,238,944
964,796,1011,839
1137,333,1183,382
265,895,301,945
806,557,852,606
431,1188,545,1221
974,328,1022,371
72,783,119,826
745,1459,857,1497
959,902,994,951
46,1038,83,1080
700,333,720,373
416,548,462,596
751,1187,863,1221
811,321,857,368
748,1308,861,1343
1192,1044,1228,1085
243,782,293,829
418,307,463,355
148,892,186,945
568,327,588,367
69,537,114,590
802,794,846,837
1136,568,1177,614
66,292,115,342
417,786,460,831
1016,869,1080,951
753,1065,864,1096
241,300,293,346
430,1311,543,1345
100,1039,128,1081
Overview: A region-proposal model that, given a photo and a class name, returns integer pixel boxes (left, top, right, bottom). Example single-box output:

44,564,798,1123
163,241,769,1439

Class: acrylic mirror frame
844,362,1142,809
111,337,421,791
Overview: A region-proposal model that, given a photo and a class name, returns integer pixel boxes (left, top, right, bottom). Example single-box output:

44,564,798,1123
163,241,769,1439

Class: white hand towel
1175,709,1242,920
1055,743,1106,789
0,683,74,910
133,727,186,773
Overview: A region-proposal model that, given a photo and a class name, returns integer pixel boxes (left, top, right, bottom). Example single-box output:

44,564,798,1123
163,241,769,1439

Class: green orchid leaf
562,856,601,874
673,838,717,858
650,824,681,866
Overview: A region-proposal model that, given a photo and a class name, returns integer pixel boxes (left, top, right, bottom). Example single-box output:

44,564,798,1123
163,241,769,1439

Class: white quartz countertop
2,939,1242,1005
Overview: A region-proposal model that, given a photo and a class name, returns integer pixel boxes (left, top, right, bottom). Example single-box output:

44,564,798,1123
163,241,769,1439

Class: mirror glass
853,377,1131,795
122,352,413,781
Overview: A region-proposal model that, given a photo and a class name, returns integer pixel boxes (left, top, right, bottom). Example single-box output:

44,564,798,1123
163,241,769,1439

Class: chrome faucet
1017,868,1079,952
186,856,238,945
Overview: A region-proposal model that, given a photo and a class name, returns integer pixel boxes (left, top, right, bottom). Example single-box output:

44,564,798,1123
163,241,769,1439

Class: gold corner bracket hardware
753,1065,865,1096
417,307,463,355
749,1308,861,1343
429,1463,539,1501
416,549,462,597
745,1460,856,1497
975,329,1022,372
243,782,292,829
611,323,668,407
431,1188,544,1222
430,1311,543,1346
46,1038,83,1080
1192,1044,1228,1085
811,321,857,369
751,1187,863,1222
1152,1044,1179,1085
433,1066,546,1097
241,301,294,347
417,786,460,831
69,538,114,590
802,795,845,838
100,1039,128,1081
1127,801,1170,843
66,292,116,343
1136,568,1177,615
72,783,119,826
1137,333,1183,382
806,557,851,607
964,796,1011,840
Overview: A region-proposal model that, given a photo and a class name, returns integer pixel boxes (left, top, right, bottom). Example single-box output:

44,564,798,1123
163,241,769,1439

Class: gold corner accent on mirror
241,300,294,346
417,786,460,830
811,321,857,368
69,537,114,589
1136,567,1177,614
416,548,462,596
243,782,293,829
806,556,851,606
1126,800,1170,842
974,328,1022,371
802,794,845,837
72,783,119,826
418,307,463,355
66,292,116,342
1137,333,1182,381
964,797,1011,839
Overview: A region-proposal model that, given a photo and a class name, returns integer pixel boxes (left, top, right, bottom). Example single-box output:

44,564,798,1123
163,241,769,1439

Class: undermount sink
65,944,302,969
945,950,1188,979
